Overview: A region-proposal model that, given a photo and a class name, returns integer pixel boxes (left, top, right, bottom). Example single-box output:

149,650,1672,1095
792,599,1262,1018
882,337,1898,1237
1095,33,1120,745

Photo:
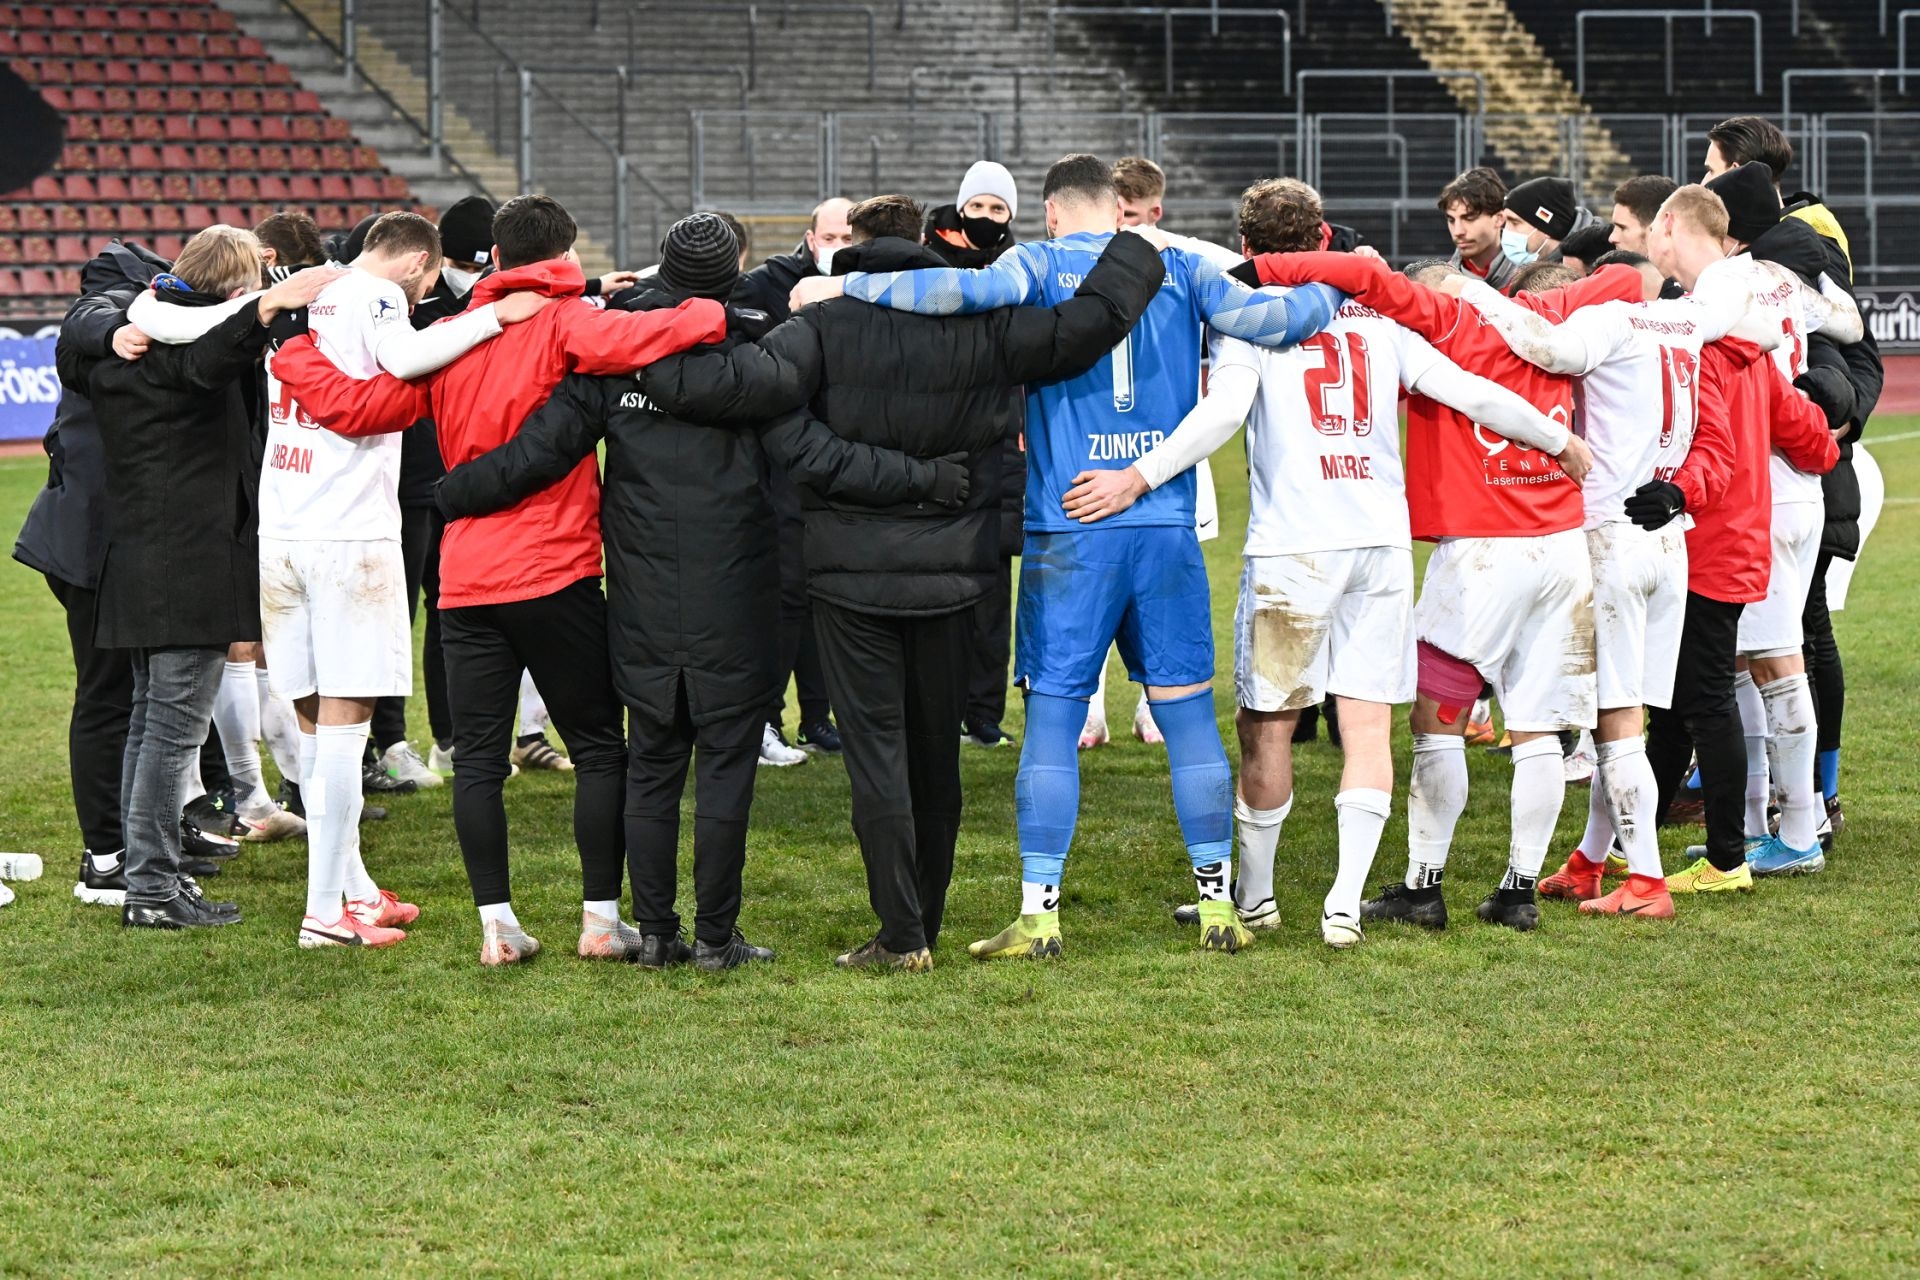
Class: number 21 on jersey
1657,345,1698,448
1300,331,1373,436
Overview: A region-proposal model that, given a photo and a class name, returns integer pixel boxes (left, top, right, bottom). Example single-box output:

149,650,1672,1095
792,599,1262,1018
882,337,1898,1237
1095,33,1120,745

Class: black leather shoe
181,818,240,861
1360,881,1449,930
693,930,774,971
634,931,693,970
1475,886,1539,932
122,891,242,929
181,856,222,878
179,875,240,920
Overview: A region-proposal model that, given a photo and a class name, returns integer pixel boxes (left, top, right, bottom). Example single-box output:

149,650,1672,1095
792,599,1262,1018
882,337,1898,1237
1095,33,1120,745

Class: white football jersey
1735,256,1827,505
259,268,409,542
1216,300,1441,557
1560,297,1718,529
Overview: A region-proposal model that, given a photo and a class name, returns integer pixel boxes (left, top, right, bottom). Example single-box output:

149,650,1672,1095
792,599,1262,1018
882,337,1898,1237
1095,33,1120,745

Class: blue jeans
121,647,225,898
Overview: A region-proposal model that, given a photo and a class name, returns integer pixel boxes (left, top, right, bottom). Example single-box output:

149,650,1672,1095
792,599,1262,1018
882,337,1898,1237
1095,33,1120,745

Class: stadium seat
21,237,51,264
114,204,150,232
95,175,128,201
227,145,257,171
215,204,247,227
227,175,257,201
0,239,18,265
164,205,196,230
55,235,87,263
94,143,126,169
191,175,225,201
61,175,96,201
288,176,321,201
349,175,382,201
319,176,350,201
185,145,218,170
257,145,289,170
131,144,164,170
258,175,291,201
0,209,16,232
52,205,83,230
153,234,183,260
84,205,117,231
161,175,190,201
29,176,59,201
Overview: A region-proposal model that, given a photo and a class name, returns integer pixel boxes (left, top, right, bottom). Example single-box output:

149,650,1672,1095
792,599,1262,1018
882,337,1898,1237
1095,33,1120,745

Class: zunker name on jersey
1087,428,1168,461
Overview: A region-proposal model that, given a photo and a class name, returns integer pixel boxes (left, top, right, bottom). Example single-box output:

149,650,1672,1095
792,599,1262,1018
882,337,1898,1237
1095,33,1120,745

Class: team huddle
25,118,1877,970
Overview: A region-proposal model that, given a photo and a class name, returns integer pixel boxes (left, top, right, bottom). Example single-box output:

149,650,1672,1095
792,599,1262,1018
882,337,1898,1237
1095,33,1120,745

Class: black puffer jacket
640,232,1166,617
14,239,168,589
731,241,817,326
432,278,949,726
56,297,269,649
924,208,1027,558
1747,214,1884,560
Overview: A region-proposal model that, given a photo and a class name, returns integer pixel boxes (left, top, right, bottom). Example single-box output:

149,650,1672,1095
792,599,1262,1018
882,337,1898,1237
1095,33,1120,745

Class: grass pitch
2,428,1918,1276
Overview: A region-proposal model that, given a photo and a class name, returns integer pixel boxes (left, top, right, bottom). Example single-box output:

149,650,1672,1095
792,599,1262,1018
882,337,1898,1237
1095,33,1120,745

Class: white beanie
956,160,1018,219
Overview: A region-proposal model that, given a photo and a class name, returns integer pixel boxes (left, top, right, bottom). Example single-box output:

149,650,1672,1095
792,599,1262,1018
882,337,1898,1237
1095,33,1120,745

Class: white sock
1470,697,1490,726
1193,855,1232,903
1597,738,1662,880
1232,796,1289,910
307,723,369,921
518,671,549,735
258,669,301,786
298,731,318,803
1084,662,1109,733
1761,675,1820,851
1405,734,1467,887
213,661,271,814
1576,763,1614,862
1328,788,1390,921
1021,882,1060,915
1506,736,1566,884
1735,671,1770,838
583,898,620,923
479,901,520,928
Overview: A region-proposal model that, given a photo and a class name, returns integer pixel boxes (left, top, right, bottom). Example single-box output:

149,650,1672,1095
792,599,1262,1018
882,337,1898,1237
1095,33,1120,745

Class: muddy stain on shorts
1253,589,1330,712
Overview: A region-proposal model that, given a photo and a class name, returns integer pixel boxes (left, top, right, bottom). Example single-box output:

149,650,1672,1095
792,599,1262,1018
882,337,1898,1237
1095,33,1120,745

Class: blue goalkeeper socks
1016,692,1085,887
1817,748,1839,801
1151,688,1234,873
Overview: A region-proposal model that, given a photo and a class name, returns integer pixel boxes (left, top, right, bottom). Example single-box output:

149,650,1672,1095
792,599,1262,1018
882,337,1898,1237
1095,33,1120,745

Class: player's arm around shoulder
1000,229,1169,385
638,309,822,425
561,293,729,376
435,373,609,521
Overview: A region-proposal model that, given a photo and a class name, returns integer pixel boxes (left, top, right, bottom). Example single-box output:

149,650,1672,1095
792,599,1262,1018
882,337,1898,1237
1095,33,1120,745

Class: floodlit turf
2,429,1918,1276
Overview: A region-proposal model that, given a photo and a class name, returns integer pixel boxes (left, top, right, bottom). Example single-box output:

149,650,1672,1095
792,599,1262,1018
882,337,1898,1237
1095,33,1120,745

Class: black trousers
1647,592,1748,871
371,504,451,751
48,575,134,854
812,600,969,954
771,503,830,728
1803,549,1843,762
624,680,761,945
965,554,1013,728
440,577,627,908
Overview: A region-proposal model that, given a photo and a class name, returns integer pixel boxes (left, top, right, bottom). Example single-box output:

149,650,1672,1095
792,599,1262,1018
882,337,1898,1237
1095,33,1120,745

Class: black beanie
438,195,496,266
1705,162,1781,245
339,211,381,263
1506,176,1579,239
658,213,740,300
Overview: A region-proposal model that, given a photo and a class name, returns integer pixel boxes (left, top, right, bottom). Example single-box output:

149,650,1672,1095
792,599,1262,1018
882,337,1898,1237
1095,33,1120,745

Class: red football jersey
1252,254,1642,540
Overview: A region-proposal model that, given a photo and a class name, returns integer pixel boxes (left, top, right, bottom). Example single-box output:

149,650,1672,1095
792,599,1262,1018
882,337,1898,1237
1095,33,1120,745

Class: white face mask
441,264,480,295
814,247,838,277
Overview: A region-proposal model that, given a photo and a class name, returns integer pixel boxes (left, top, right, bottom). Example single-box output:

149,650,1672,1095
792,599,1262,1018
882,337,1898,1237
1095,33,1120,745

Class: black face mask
960,214,1011,251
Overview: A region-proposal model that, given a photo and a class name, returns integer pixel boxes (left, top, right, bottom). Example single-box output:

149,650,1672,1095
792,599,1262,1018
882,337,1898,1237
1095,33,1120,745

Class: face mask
959,214,1010,251
441,264,479,295
1500,226,1540,267
814,246,838,276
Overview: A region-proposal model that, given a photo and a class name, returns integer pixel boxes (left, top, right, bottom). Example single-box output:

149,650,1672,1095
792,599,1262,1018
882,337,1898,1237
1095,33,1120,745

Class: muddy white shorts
1737,501,1822,658
1234,546,1415,712
1414,529,1596,732
1588,521,1688,710
259,537,412,701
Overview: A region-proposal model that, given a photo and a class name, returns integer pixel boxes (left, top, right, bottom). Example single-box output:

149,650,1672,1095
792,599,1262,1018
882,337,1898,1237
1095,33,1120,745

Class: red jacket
274,259,726,607
1679,337,1839,603
1250,253,1641,540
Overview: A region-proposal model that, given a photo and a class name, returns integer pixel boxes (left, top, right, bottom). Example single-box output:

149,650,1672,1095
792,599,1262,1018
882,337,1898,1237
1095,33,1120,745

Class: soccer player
1063,178,1586,948
272,195,728,966
796,154,1344,958
1241,248,1645,931
1455,232,1754,918
1608,175,1679,255
1628,192,1843,894
1436,167,1515,291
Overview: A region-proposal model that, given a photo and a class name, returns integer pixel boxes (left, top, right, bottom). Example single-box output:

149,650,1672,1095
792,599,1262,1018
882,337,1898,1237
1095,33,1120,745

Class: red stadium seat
190,175,224,200
227,144,256,170
145,8,177,30
29,175,59,200
55,235,87,262
233,88,262,113
112,6,143,29
0,209,18,232
101,32,133,57
66,86,100,111
12,270,61,298
95,142,126,168
129,116,161,140
227,175,257,201
65,115,100,141
177,8,208,30
61,174,96,201
133,87,163,111
351,146,380,171
257,175,290,201
153,234,183,260
227,117,259,142
0,239,19,265
289,146,320,170
135,60,165,84
53,204,82,230
203,34,233,57
287,176,320,201
130,144,163,169
318,176,350,201
348,174,382,201
322,117,350,140
228,62,257,86
291,90,320,114
193,116,226,141
166,60,198,85
84,205,117,231
17,205,50,230
380,175,410,201
163,205,195,230
162,116,193,142
21,237,52,264
290,117,321,142
257,116,291,142
59,143,89,169
320,145,349,170
165,87,195,111
129,175,161,201
245,203,272,225
38,87,71,110
95,174,128,200
256,145,288,170
49,4,78,26
215,204,247,227
161,175,191,202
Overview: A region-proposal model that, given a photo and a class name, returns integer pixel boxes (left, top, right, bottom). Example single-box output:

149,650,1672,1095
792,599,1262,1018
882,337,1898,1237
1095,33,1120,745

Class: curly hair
1237,178,1324,255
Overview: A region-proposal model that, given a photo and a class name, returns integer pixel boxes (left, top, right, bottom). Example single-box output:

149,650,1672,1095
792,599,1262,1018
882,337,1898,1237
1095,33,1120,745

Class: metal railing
1902,10,1920,96
1576,9,1760,98
619,2,881,91
1294,68,1486,124
1044,6,1290,94
1782,69,1920,122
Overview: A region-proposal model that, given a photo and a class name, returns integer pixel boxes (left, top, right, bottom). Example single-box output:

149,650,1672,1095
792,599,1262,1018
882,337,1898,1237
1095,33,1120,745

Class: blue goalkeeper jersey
841,231,1342,533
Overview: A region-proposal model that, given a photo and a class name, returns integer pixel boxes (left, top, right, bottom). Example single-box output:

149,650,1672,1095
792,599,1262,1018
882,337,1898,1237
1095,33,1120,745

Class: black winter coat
1747,214,1885,560
731,242,817,327
639,231,1167,617
433,279,948,727
57,298,269,649
14,240,168,589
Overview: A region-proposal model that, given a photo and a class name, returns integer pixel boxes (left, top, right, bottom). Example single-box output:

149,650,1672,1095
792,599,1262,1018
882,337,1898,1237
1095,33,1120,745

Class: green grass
3,427,1919,1277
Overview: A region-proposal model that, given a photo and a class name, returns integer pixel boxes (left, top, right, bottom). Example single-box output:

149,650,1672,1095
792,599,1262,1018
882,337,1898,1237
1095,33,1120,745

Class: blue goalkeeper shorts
1014,524,1215,699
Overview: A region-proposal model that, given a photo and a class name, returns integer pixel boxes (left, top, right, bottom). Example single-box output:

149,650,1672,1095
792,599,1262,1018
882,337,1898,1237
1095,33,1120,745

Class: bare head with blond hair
1645,185,1730,290
172,225,265,298
1111,156,1166,226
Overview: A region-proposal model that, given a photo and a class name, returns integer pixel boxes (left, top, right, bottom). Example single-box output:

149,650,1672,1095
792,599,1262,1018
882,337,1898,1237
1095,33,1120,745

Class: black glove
926,452,971,509
1624,479,1685,531
1793,371,1851,433
1227,259,1262,288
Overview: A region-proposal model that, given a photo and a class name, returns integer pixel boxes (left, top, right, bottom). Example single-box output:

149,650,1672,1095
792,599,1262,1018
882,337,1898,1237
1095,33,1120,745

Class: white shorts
259,537,412,701
1737,502,1823,657
1234,547,1415,712
1588,522,1687,711
1414,529,1596,732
